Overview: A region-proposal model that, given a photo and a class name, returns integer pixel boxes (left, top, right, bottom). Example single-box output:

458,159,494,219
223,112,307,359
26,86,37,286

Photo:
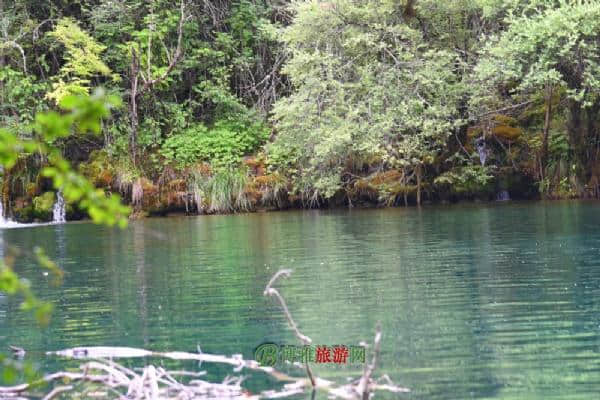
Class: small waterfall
0,200,5,224
53,190,66,223
475,137,487,166
496,190,510,201
0,196,21,228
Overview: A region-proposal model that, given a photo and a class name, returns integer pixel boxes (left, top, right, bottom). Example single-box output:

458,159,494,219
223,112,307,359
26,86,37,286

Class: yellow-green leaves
0,92,130,358
0,267,20,295
41,159,130,228
33,112,73,140
46,18,115,104
34,89,121,142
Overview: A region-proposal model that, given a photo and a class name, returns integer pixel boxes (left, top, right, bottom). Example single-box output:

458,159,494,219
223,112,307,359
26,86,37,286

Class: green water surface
1,201,600,399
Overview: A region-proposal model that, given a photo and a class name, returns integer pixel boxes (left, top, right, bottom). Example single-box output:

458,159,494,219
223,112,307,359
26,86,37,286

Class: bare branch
264,269,315,388
355,323,382,399
1,40,26,73
139,0,188,95
474,100,534,120
41,385,73,400
263,269,312,346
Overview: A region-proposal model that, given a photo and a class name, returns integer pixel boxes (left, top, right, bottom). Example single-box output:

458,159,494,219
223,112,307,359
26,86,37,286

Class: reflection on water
1,202,600,399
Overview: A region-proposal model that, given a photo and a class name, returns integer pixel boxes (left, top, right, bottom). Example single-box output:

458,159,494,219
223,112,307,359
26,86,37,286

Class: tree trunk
541,84,553,173
586,100,600,166
567,100,584,170
416,164,422,206
2,167,11,219
130,50,140,166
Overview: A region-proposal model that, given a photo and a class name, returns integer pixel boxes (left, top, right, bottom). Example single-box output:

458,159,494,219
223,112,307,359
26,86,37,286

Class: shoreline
4,197,594,228
5,195,598,229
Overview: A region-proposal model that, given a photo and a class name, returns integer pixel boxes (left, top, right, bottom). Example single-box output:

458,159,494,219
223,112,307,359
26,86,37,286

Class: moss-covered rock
14,204,35,223
79,150,115,189
32,191,55,221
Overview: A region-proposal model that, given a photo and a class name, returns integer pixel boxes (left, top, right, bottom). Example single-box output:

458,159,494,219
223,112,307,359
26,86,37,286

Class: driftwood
263,269,409,400
263,268,316,388
0,270,409,399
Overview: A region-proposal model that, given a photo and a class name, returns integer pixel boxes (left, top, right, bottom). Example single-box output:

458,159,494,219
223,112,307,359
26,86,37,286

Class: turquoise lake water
1,201,600,399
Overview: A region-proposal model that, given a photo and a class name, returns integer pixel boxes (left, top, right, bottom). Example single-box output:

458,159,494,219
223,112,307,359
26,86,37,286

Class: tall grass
192,167,251,213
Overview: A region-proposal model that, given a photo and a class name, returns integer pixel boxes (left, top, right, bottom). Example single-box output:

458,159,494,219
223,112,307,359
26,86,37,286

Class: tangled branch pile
0,270,409,399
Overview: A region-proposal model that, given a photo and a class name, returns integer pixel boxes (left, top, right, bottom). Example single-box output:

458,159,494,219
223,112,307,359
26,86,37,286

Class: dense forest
2,0,600,221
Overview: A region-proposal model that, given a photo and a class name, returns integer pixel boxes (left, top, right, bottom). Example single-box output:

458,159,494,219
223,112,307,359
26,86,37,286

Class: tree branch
474,100,534,119
263,269,312,346
139,0,188,95
1,40,26,73
356,323,382,399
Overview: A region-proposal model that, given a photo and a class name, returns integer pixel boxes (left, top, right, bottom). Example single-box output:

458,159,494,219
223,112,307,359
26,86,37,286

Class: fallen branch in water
1,360,256,399
263,269,410,399
264,269,313,346
0,344,407,400
0,271,409,399
263,268,316,388
356,323,382,399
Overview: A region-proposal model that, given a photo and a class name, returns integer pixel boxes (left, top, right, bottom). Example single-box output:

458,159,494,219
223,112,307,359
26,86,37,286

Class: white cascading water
0,197,21,228
475,137,487,166
53,190,66,223
0,200,6,225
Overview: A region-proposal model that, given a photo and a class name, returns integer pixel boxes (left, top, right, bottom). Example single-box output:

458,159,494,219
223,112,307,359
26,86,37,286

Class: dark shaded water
1,202,600,399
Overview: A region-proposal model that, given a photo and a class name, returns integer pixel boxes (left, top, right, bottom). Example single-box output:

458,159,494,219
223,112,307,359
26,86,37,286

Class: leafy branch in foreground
0,89,131,383
2,89,131,227
0,246,64,385
0,90,131,311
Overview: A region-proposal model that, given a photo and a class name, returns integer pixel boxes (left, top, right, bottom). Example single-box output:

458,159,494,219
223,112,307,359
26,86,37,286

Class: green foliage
0,245,63,384
4,0,600,211
0,258,55,327
269,0,463,198
434,165,495,196
32,191,55,220
471,1,600,191
0,67,48,128
0,354,38,386
0,90,131,382
161,117,268,169
2,90,130,226
476,1,600,100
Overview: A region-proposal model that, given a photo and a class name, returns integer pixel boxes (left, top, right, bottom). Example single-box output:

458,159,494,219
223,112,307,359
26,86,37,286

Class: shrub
161,117,268,169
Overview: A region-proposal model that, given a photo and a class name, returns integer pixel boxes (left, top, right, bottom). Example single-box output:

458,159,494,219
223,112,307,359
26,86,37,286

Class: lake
1,201,600,399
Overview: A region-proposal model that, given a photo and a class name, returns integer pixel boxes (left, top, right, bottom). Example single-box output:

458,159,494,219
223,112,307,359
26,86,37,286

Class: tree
269,0,462,204
474,1,600,184
127,0,189,165
46,18,116,104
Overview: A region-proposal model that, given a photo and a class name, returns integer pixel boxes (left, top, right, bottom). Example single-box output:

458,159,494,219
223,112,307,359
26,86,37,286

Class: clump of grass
192,167,251,213
252,173,288,208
